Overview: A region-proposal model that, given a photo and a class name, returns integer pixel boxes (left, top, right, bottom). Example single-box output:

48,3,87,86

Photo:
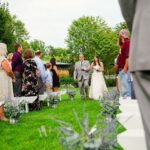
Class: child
45,63,53,92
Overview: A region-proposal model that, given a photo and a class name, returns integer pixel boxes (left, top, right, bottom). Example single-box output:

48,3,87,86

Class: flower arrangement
4,98,25,124
61,84,76,101
67,90,76,101
47,92,60,108
99,89,120,118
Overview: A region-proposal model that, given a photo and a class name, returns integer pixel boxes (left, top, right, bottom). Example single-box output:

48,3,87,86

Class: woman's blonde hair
7,53,13,61
0,43,7,57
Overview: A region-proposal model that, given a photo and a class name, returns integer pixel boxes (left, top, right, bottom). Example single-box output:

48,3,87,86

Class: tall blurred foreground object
119,0,150,149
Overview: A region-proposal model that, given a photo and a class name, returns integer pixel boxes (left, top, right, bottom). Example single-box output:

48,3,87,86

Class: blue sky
3,0,124,47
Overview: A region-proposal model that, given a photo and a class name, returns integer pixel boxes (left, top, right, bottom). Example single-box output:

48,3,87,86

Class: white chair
12,96,38,113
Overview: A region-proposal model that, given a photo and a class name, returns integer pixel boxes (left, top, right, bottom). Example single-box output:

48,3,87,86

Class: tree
0,2,15,51
53,48,71,63
114,22,128,36
66,16,118,72
0,2,29,52
13,15,29,42
30,39,46,55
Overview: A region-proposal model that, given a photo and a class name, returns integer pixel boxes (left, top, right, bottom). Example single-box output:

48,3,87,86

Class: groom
74,54,90,100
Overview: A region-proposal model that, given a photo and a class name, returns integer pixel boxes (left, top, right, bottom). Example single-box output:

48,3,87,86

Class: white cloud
3,0,124,47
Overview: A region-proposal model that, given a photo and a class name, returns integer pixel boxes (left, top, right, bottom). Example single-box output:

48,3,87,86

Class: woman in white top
0,43,15,121
89,56,108,100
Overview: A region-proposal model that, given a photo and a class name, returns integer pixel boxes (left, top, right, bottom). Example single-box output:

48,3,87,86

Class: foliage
60,76,78,87
66,16,119,71
0,89,124,150
12,15,29,42
114,22,128,36
4,98,25,120
67,90,76,101
38,90,121,150
30,39,46,55
0,2,15,51
29,40,68,60
47,92,60,108
46,109,119,150
99,89,120,119
0,2,29,52
105,78,116,87
49,47,71,63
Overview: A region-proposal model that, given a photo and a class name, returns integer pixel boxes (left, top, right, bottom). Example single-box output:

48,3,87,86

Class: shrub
58,70,70,77
60,76,78,87
105,78,116,87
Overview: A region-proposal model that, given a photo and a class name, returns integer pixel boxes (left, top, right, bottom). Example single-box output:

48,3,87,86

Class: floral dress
22,59,38,96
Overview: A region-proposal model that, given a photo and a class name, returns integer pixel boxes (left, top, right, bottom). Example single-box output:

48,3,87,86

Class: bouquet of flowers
47,92,60,108
4,98,25,124
67,90,76,101
93,66,101,72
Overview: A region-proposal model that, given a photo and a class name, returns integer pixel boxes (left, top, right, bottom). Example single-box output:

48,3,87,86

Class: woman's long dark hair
50,58,56,68
93,56,101,66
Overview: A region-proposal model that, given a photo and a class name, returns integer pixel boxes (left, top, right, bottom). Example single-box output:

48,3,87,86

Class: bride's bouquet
93,65,101,72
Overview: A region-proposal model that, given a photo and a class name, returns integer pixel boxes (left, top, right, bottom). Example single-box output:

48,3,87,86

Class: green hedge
105,78,116,87
60,76,78,87
60,76,116,88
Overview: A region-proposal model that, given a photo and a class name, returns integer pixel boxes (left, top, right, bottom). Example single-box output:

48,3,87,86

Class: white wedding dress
89,65,108,100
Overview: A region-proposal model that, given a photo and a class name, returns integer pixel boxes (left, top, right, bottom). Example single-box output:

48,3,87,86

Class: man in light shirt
33,50,47,94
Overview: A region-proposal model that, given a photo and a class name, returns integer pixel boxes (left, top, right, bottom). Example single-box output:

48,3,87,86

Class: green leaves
66,16,129,74
0,2,29,52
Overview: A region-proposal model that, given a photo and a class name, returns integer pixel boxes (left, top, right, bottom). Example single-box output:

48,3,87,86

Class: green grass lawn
0,89,124,150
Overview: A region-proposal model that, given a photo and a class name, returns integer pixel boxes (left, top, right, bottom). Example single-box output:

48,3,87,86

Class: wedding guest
33,50,47,94
22,49,38,96
89,56,108,100
74,54,90,100
45,63,53,92
0,43,15,121
117,29,132,98
11,43,23,97
50,58,60,92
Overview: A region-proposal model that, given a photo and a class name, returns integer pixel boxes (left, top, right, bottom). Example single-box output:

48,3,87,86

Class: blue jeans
119,70,132,97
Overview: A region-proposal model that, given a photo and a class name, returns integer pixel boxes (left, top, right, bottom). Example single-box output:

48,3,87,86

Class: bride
89,56,108,100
